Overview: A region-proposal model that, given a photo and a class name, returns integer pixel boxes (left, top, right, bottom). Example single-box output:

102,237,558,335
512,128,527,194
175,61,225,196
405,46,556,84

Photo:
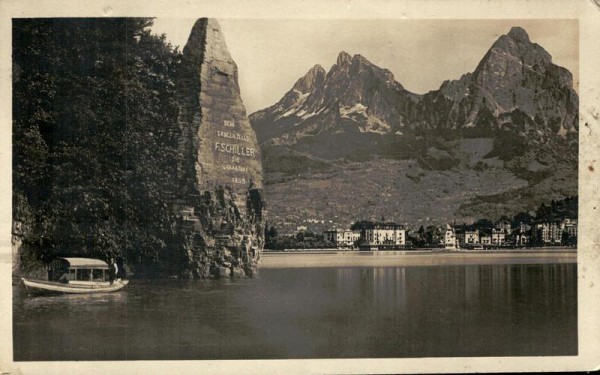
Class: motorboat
21,257,129,294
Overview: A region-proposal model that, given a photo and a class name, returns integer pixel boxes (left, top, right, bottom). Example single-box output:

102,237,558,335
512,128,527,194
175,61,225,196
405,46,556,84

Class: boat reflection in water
22,289,127,308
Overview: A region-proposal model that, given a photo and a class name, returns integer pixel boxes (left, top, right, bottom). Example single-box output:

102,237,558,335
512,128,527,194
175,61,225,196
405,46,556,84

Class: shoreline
264,246,575,253
260,249,577,268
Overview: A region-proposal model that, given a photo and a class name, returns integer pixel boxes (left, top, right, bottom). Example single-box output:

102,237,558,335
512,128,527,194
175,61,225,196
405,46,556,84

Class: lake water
13,261,577,361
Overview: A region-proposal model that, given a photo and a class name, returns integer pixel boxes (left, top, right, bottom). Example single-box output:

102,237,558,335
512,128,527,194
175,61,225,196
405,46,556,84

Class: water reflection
331,264,577,311
13,263,577,360
333,267,407,311
21,291,126,307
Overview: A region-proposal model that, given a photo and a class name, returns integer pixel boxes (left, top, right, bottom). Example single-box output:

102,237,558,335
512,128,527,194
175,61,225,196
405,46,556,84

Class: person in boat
109,257,118,284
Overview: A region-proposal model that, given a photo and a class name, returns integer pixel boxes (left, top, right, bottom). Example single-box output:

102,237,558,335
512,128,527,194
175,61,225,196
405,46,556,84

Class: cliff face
172,18,266,278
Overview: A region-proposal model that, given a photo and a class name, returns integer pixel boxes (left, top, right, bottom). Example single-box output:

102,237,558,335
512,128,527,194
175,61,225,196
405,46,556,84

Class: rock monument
172,18,265,279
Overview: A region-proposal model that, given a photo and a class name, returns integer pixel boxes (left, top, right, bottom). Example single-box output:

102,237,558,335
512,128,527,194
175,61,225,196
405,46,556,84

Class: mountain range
249,27,578,231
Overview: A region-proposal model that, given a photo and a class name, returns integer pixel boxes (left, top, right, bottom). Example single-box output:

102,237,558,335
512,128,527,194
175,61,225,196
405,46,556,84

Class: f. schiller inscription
214,142,257,157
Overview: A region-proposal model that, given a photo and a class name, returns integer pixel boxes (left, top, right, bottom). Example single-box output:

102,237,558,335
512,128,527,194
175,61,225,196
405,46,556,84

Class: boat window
92,269,104,281
78,269,91,281
69,269,76,280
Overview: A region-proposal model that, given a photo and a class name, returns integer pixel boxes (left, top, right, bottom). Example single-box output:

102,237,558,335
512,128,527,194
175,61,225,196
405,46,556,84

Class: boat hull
22,278,129,294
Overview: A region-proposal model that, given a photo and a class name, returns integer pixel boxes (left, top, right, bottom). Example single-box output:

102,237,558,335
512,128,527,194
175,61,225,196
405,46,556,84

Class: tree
512,211,533,226
425,225,442,246
267,226,278,238
474,219,494,232
13,18,182,273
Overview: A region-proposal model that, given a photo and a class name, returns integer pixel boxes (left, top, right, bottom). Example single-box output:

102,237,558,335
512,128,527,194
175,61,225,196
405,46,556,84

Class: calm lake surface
13,261,577,361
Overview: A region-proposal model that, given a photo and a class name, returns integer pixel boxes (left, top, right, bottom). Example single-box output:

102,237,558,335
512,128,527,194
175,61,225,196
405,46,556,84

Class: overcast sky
150,19,578,114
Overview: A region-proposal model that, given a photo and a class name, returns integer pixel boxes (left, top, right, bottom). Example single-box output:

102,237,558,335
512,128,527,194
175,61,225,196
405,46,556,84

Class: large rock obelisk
173,18,265,278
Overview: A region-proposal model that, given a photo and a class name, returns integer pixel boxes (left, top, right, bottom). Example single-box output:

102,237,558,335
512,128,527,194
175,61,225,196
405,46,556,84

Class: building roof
355,221,404,229
324,228,356,232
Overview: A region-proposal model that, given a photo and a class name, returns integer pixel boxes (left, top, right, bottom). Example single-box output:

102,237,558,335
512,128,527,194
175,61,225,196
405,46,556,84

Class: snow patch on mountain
339,103,368,118
276,91,311,119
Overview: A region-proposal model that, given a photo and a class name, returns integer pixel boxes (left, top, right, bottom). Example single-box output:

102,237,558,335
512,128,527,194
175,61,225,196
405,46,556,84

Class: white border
1,0,598,373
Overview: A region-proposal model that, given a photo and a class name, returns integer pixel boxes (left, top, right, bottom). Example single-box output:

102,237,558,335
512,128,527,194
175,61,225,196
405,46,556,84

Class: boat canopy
55,257,110,270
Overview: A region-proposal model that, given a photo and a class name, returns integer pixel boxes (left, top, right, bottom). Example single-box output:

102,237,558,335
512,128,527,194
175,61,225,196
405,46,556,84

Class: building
354,222,406,250
514,232,530,246
534,222,562,245
531,219,577,246
456,229,481,249
480,235,491,246
561,218,577,238
491,229,506,246
561,218,577,246
324,229,361,248
444,224,458,250
464,230,480,245
495,219,512,235
511,222,531,246
349,230,362,245
516,222,531,233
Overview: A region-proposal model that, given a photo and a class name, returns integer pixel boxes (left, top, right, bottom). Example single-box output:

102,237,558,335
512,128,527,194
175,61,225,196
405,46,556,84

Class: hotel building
353,222,406,250
324,229,361,248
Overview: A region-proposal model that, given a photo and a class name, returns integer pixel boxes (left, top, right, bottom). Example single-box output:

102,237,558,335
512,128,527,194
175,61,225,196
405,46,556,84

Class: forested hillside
13,18,183,276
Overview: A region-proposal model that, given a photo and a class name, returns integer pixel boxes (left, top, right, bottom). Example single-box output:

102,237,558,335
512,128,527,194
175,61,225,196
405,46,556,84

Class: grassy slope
261,136,577,232
264,160,528,231
265,134,577,230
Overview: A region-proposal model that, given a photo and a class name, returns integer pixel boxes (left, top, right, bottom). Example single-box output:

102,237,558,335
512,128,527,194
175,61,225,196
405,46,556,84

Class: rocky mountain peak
352,53,370,64
507,26,531,43
292,64,326,94
428,26,578,136
350,53,377,69
483,26,551,67
336,51,353,66
251,25,577,150
249,50,419,144
350,53,397,82
471,26,556,97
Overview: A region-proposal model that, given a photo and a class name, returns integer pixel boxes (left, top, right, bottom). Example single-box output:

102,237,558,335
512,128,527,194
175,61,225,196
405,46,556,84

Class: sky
150,19,578,114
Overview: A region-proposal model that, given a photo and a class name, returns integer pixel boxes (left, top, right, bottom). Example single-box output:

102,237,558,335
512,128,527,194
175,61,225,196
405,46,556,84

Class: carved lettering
217,130,250,142
214,142,257,157
222,164,248,173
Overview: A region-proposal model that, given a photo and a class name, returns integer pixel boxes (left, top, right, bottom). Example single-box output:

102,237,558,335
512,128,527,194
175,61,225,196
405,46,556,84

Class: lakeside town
264,197,578,251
